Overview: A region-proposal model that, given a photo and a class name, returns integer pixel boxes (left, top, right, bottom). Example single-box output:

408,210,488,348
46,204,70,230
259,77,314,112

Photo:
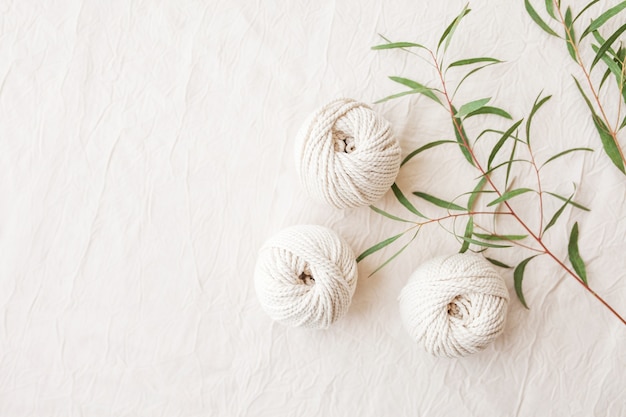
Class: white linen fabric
0,0,624,416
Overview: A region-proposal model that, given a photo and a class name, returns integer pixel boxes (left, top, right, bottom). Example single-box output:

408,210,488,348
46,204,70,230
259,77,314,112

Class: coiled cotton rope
399,254,509,358
295,98,401,209
254,225,358,329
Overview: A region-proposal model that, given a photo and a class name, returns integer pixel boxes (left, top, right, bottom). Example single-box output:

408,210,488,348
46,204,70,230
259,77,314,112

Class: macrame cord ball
294,98,401,209
254,225,358,329
399,254,509,358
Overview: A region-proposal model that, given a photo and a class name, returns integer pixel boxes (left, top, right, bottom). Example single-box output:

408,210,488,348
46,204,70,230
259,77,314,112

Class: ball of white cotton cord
398,254,509,358
294,98,401,209
254,225,358,329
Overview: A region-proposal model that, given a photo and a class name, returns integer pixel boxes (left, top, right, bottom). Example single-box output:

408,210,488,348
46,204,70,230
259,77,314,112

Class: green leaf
413,191,467,211
525,0,559,37
514,256,539,308
599,67,613,90
540,147,594,168
452,63,500,98
465,106,513,120
581,1,626,39
451,106,475,166
356,232,405,262
458,236,512,249
482,159,532,178
592,114,625,173
487,188,535,207
591,44,623,90
391,183,426,218
388,76,442,104
573,0,600,24
368,230,419,276
506,135,519,189
592,23,626,69
375,90,423,104
448,57,502,68
620,115,626,130
369,205,412,223
455,97,491,118
526,93,551,145
568,222,588,284
459,217,473,253
438,5,471,52
486,257,512,268
544,0,556,19
473,233,528,241
565,7,577,61
401,140,457,167
543,193,573,234
546,191,590,211
572,75,597,114
488,119,525,169
372,41,427,50
467,177,487,210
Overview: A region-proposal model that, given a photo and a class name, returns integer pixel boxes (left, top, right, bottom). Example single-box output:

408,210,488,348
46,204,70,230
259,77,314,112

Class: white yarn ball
254,225,358,329
399,254,509,358
295,98,401,209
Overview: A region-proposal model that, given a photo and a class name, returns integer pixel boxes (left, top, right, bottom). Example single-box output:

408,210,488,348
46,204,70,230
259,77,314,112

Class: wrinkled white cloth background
0,0,624,415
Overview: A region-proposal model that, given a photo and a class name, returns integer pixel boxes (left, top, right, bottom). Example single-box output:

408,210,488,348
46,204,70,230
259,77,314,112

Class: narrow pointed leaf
448,57,501,68
546,192,590,211
544,0,556,19
368,230,419,276
375,90,423,104
592,23,626,68
466,106,513,119
514,256,539,308
438,6,471,52
372,41,427,50
568,222,588,284
473,233,528,241
506,135,519,188
599,67,613,90
526,93,551,145
459,236,512,248
581,1,626,39
468,177,487,210
388,77,442,104
455,97,491,118
541,147,593,168
488,119,524,168
573,0,600,23
487,188,535,207
459,217,473,253
402,140,456,167
525,0,559,36
452,63,499,98
592,114,625,173
356,232,404,262
413,191,466,211
591,44,623,86
565,7,577,61
369,205,412,223
486,257,512,268
543,193,573,234
391,183,426,218
620,114,626,130
451,106,475,166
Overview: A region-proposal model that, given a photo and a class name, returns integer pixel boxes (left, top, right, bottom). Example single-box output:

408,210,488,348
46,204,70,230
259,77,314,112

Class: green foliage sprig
362,5,626,324
526,0,626,174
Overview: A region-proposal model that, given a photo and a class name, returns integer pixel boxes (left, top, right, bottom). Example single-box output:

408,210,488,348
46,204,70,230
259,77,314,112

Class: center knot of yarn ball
295,98,401,209
399,254,510,358
254,225,358,329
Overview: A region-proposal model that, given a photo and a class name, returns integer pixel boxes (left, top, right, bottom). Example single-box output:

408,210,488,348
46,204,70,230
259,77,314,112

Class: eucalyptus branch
526,0,626,174
364,5,626,325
